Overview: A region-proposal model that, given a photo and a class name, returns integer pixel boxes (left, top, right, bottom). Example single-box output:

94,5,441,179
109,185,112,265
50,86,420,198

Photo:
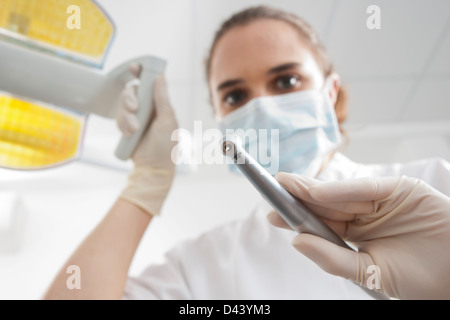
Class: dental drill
222,134,389,300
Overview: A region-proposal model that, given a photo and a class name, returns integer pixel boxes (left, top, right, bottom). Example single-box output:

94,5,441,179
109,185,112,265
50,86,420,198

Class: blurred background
0,0,449,299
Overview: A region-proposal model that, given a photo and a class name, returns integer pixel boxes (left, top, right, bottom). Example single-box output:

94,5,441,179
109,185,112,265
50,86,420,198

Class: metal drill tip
222,134,243,157
222,141,235,157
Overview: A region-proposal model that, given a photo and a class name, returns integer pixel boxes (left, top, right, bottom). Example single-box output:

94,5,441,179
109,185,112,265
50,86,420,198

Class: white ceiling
95,0,450,129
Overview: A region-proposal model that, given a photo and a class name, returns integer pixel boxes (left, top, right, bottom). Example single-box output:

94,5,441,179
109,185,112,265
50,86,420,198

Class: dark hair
205,5,348,127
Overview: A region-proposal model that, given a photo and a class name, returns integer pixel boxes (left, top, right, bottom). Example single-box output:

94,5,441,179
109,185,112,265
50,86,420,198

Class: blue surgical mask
218,84,342,177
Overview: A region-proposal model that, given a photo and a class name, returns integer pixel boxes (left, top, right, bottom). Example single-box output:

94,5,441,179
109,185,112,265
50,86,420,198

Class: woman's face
209,19,338,119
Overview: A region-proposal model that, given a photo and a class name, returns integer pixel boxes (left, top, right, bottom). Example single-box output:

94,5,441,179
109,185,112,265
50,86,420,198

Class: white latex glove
267,173,450,300
117,64,178,216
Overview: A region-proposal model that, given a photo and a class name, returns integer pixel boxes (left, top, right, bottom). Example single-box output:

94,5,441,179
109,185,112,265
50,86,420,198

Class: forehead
210,19,318,84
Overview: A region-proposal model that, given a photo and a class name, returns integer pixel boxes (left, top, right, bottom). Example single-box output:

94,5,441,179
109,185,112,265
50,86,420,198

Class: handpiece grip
229,141,349,248
115,57,166,160
222,137,389,300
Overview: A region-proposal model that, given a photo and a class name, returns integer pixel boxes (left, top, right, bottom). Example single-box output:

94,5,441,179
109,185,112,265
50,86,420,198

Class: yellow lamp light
0,0,166,170
0,0,106,170
0,0,115,67
0,93,85,170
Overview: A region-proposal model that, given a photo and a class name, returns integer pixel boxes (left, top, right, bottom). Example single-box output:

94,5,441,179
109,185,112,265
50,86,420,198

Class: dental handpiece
222,135,389,300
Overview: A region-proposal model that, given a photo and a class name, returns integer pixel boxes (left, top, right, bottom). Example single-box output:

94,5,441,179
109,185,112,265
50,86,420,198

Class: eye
274,75,301,91
223,90,248,107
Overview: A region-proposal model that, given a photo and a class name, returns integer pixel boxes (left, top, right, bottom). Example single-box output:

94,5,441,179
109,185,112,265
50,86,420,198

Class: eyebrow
216,62,301,91
217,79,244,91
267,62,301,75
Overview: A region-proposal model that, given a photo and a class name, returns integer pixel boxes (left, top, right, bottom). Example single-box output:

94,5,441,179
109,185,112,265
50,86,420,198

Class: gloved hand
267,173,450,300
117,64,178,216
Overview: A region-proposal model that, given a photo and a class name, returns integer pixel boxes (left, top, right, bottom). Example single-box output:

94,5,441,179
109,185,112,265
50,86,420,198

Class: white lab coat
123,153,450,299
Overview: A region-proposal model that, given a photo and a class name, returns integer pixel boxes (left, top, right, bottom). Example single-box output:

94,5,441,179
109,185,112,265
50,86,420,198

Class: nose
251,86,271,100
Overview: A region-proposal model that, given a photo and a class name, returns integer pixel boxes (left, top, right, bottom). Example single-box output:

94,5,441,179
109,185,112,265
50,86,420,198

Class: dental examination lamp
0,0,165,170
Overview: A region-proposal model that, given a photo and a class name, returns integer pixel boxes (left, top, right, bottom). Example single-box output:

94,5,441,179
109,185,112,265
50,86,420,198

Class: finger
275,172,322,189
128,63,142,78
293,234,384,293
291,233,358,281
309,177,400,203
320,218,348,236
117,110,140,137
274,173,374,217
153,76,176,117
121,88,139,113
304,202,371,219
267,211,347,236
127,64,142,95
267,210,291,230
274,172,320,203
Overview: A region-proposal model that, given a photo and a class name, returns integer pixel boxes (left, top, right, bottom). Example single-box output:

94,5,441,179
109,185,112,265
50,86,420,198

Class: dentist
44,6,450,300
